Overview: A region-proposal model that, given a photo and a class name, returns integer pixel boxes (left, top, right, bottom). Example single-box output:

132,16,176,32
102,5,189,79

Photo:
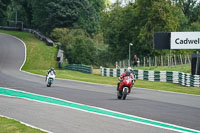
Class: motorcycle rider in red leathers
117,68,134,93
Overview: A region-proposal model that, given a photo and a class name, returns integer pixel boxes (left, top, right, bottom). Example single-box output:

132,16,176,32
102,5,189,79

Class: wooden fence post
188,54,191,64
174,55,176,67
168,55,170,67
180,54,183,65
184,55,187,64
155,56,157,66
149,57,151,67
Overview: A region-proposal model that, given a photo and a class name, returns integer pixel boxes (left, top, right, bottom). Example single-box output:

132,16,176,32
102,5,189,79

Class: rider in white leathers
46,68,56,81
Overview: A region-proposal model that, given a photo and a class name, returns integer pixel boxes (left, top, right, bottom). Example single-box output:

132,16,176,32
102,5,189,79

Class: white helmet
127,67,132,71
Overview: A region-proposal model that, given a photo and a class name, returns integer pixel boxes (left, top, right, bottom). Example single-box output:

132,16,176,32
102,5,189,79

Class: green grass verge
0,30,58,70
0,116,46,133
134,64,191,73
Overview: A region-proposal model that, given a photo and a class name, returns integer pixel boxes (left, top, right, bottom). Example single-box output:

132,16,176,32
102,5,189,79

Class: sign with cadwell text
171,32,200,49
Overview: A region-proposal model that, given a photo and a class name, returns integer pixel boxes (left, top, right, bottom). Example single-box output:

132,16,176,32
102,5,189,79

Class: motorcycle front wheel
122,88,128,100
122,93,127,100
47,83,51,87
117,90,122,99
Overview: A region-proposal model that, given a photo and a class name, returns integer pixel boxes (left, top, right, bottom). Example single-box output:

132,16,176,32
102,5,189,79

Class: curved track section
0,34,25,71
0,33,200,133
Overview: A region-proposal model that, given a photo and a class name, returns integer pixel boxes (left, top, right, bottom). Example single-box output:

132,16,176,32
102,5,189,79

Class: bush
50,28,113,66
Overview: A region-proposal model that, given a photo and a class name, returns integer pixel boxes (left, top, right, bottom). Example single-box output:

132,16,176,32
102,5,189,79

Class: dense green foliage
101,0,200,62
1,0,200,66
4,0,104,34
51,28,112,66
45,0,99,34
0,0,11,25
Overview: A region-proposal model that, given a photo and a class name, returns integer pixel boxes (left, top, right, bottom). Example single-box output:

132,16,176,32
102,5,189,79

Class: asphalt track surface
0,33,200,133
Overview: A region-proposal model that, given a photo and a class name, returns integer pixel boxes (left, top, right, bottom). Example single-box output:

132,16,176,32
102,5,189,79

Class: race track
0,33,200,133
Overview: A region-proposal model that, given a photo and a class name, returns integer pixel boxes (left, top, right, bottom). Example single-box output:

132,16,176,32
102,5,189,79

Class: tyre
122,88,128,100
122,94,127,100
47,83,51,87
117,95,122,99
117,90,122,99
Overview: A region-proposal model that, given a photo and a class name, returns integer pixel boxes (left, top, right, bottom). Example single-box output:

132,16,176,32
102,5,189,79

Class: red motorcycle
117,76,133,100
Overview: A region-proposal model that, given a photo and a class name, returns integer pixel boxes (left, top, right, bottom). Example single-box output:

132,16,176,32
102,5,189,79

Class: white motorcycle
46,71,55,87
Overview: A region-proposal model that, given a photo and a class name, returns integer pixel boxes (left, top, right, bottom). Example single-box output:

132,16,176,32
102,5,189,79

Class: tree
101,5,130,60
5,0,101,34
173,0,199,23
51,28,111,66
189,16,200,31
88,0,106,12
6,0,32,28
45,0,99,34
0,0,11,25
101,0,187,61
137,0,182,55
30,0,50,32
190,2,200,23
71,36,96,65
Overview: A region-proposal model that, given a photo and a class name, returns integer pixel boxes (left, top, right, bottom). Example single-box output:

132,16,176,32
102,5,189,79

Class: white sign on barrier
171,32,200,49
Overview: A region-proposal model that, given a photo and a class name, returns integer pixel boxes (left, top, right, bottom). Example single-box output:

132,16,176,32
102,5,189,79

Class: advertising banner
171,32,200,49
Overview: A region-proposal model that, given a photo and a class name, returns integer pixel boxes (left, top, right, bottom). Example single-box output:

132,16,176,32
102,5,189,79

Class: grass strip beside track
135,64,191,74
0,116,46,133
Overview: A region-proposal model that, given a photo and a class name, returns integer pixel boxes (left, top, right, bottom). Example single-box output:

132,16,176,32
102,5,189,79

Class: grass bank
0,116,45,133
135,64,191,74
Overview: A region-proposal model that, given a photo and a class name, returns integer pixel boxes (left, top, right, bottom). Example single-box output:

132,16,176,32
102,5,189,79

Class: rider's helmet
125,69,131,76
127,67,132,71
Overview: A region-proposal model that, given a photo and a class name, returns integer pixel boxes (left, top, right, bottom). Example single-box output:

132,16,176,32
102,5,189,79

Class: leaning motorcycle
46,71,55,87
117,76,133,100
